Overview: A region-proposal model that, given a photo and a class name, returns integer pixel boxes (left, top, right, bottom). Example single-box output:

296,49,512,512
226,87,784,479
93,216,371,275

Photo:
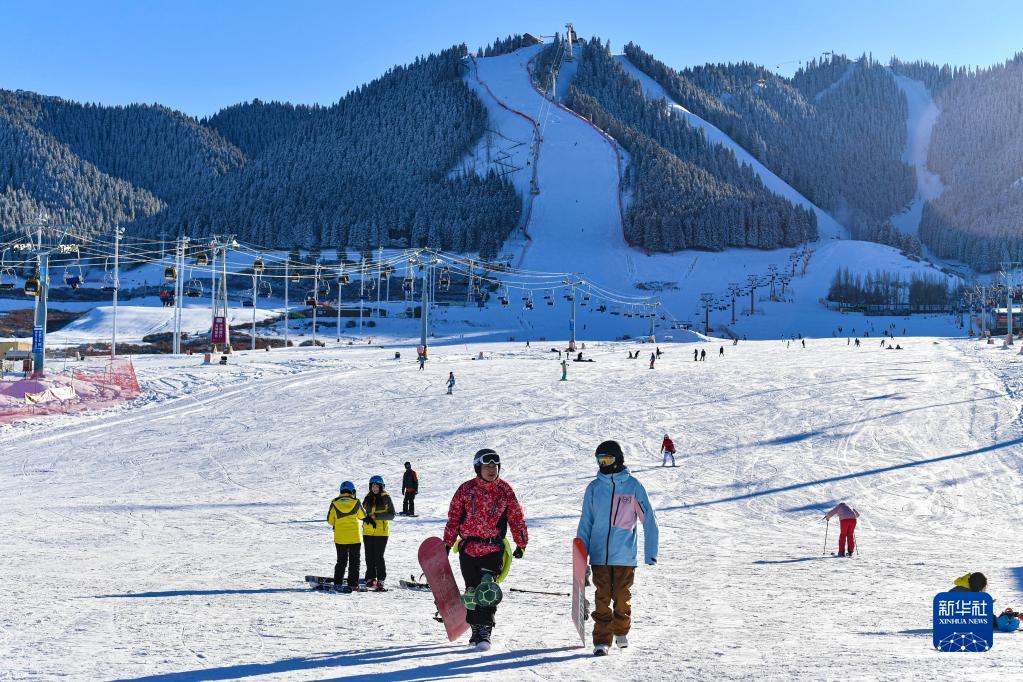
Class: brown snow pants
591,565,635,645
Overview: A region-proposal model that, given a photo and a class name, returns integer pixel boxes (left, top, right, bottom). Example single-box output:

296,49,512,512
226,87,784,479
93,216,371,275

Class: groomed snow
889,75,946,237
2,337,1021,679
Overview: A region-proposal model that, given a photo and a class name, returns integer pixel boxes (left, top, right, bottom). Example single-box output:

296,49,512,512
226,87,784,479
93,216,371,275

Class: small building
522,33,543,46
0,340,31,358
993,307,1023,334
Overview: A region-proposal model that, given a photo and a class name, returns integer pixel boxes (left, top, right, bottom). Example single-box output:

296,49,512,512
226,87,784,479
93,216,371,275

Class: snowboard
400,575,432,592
418,536,469,641
572,537,589,647
305,575,346,592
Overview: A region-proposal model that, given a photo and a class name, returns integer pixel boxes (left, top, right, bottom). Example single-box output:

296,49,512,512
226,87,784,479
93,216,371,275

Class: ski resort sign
212,316,227,344
933,592,993,652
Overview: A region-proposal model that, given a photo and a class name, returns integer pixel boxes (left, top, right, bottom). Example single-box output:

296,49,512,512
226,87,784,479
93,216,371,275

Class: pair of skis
416,536,589,646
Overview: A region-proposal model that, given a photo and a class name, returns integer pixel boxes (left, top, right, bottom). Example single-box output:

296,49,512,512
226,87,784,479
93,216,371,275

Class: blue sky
1,1,1020,117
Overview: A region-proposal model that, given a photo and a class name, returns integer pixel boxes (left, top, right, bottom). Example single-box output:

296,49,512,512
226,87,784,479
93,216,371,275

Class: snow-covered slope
889,76,946,236
2,337,1021,678
462,46,962,341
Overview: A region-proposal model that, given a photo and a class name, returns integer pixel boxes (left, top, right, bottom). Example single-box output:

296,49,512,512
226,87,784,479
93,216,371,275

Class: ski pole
823,518,829,555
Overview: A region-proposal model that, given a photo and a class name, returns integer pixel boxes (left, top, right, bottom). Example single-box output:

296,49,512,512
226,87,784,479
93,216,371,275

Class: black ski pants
403,492,416,515
334,542,360,587
364,535,388,582
459,549,504,626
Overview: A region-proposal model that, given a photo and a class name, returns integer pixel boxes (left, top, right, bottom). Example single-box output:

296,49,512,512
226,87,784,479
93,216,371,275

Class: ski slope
2,337,1021,679
889,75,946,237
463,47,962,341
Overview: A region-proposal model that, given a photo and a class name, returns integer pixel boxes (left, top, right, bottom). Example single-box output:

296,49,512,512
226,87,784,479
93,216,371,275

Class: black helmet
595,440,624,470
404,461,412,468
473,448,501,476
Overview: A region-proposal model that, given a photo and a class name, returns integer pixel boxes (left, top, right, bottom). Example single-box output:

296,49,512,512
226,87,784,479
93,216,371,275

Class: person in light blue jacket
577,440,658,656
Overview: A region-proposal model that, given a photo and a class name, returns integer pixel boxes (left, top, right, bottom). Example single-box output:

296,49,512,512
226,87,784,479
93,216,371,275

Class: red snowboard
572,537,589,647
418,536,469,642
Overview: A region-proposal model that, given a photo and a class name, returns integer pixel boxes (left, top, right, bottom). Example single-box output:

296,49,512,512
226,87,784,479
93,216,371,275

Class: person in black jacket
400,461,419,516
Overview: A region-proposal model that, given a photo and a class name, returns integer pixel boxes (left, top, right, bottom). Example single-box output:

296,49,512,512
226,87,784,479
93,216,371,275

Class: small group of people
948,572,1021,632
326,462,419,592
326,442,659,656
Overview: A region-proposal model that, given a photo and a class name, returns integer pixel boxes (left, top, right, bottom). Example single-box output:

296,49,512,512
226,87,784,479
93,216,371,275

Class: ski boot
593,644,609,656
615,635,629,648
475,625,492,651
373,580,386,592
469,624,482,646
357,579,369,592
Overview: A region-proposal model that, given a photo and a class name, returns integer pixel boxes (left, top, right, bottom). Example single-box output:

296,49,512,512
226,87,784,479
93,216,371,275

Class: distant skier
400,461,418,516
660,434,676,467
362,475,395,591
444,449,528,649
577,441,659,656
700,349,706,361
649,352,656,369
693,349,698,361
327,481,365,592
719,345,724,357
855,338,861,347
801,339,806,348
446,372,456,395
418,355,426,371
823,502,860,557
561,359,568,381
655,347,663,358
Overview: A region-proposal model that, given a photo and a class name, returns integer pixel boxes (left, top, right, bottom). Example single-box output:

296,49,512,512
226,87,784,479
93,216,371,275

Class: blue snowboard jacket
576,467,658,567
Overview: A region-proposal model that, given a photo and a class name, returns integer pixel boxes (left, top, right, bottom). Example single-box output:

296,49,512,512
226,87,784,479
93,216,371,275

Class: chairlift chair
185,279,204,298
253,258,266,274
305,290,318,306
164,266,177,282
258,280,273,298
194,252,209,267
339,272,350,285
64,265,83,289
24,275,40,296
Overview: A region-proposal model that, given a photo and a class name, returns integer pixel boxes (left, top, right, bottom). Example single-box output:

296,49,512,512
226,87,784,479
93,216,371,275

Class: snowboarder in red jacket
443,448,528,648
660,434,676,467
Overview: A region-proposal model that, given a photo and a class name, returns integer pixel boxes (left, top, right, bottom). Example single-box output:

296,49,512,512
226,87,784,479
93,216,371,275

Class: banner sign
212,316,226,344
32,325,43,354
933,592,993,652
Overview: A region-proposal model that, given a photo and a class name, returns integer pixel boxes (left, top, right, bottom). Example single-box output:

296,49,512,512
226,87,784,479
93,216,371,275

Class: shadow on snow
115,644,590,681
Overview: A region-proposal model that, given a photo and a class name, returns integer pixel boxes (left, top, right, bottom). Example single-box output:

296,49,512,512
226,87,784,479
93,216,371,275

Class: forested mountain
564,38,817,251
140,45,520,255
205,100,322,158
1,33,1021,269
622,45,916,243
919,54,1023,271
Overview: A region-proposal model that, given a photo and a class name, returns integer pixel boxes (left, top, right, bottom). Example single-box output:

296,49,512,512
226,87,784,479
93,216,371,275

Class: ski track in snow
2,338,1022,679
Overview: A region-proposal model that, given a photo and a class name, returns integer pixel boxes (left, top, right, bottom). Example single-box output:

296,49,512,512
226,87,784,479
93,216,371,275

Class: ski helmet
339,481,356,495
473,448,501,476
594,440,624,469
404,461,412,468
369,475,384,490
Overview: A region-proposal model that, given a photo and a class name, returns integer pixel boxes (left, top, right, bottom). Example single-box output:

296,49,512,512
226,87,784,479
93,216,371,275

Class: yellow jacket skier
327,481,365,591
362,475,396,590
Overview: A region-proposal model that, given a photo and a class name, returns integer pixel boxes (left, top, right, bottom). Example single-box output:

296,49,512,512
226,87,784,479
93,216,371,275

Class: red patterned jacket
444,477,528,557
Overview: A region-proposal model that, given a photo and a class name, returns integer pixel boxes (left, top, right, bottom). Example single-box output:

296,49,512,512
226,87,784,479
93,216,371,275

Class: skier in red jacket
443,448,528,649
660,434,676,467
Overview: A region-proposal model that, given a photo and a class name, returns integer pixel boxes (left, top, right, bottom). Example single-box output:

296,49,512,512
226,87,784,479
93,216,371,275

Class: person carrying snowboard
660,434,676,467
400,461,418,516
362,475,395,591
443,448,528,649
446,371,456,395
327,481,365,592
577,440,659,656
823,502,859,557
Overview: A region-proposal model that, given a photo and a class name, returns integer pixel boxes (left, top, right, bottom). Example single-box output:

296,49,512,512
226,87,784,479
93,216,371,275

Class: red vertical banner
212,316,226,344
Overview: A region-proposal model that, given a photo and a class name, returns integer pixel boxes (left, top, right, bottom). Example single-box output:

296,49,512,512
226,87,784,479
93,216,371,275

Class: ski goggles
474,450,501,466
595,453,617,466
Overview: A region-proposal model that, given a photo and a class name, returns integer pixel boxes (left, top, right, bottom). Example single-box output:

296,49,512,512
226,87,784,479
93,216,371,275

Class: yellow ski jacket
327,493,365,544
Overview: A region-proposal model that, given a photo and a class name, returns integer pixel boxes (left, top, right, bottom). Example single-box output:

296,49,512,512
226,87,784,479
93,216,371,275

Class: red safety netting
0,356,141,425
